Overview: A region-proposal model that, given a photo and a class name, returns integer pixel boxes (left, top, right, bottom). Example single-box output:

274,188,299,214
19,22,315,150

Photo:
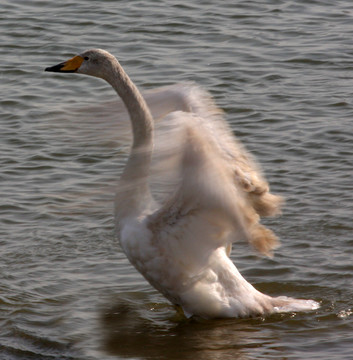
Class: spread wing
147,83,283,216
147,85,281,257
148,111,280,264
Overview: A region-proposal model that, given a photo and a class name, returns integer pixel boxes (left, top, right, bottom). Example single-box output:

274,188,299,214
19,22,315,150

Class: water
1,0,352,359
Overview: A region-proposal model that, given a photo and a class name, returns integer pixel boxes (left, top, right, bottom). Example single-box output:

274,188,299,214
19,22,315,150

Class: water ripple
1,0,353,359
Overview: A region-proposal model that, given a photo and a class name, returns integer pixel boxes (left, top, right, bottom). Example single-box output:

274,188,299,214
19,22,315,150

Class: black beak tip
45,64,63,72
44,64,77,73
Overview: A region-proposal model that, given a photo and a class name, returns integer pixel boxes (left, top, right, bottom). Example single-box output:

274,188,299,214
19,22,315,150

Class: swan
45,49,319,318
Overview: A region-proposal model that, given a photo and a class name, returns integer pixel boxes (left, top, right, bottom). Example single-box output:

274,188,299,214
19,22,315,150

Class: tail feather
271,296,320,313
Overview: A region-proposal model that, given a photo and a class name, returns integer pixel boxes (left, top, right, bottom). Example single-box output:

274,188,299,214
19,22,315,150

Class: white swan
45,49,319,318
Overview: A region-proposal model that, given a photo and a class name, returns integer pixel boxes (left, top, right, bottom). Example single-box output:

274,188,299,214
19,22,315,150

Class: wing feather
149,104,280,257
149,112,274,254
148,84,283,218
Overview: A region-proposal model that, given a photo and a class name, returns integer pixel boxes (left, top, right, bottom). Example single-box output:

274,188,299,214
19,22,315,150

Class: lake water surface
1,1,352,359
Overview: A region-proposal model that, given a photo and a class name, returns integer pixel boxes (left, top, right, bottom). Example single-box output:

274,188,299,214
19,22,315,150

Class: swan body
45,49,319,318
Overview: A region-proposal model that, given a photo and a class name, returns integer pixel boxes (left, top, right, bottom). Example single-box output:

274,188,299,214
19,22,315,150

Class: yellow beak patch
61,55,84,71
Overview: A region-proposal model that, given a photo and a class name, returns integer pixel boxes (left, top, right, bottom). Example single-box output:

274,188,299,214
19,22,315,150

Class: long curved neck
104,59,154,217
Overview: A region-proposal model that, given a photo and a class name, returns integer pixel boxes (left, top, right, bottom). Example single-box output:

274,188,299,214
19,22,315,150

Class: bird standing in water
46,49,319,318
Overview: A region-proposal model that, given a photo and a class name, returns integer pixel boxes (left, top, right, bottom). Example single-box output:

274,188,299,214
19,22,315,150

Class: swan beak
45,55,84,73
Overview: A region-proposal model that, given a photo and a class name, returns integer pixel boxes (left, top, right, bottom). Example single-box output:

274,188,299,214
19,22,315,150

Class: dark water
1,1,352,359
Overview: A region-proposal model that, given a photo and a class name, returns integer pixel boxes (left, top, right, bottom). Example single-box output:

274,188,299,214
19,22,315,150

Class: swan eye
84,56,89,61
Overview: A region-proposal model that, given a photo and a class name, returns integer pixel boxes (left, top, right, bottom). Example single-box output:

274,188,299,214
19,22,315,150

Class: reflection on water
101,297,246,360
99,293,291,360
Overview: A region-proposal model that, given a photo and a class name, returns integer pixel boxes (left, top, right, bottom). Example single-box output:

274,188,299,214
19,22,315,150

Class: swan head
45,49,117,79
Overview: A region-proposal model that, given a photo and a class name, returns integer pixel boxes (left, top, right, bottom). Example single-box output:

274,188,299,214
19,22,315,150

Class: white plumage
46,49,319,318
